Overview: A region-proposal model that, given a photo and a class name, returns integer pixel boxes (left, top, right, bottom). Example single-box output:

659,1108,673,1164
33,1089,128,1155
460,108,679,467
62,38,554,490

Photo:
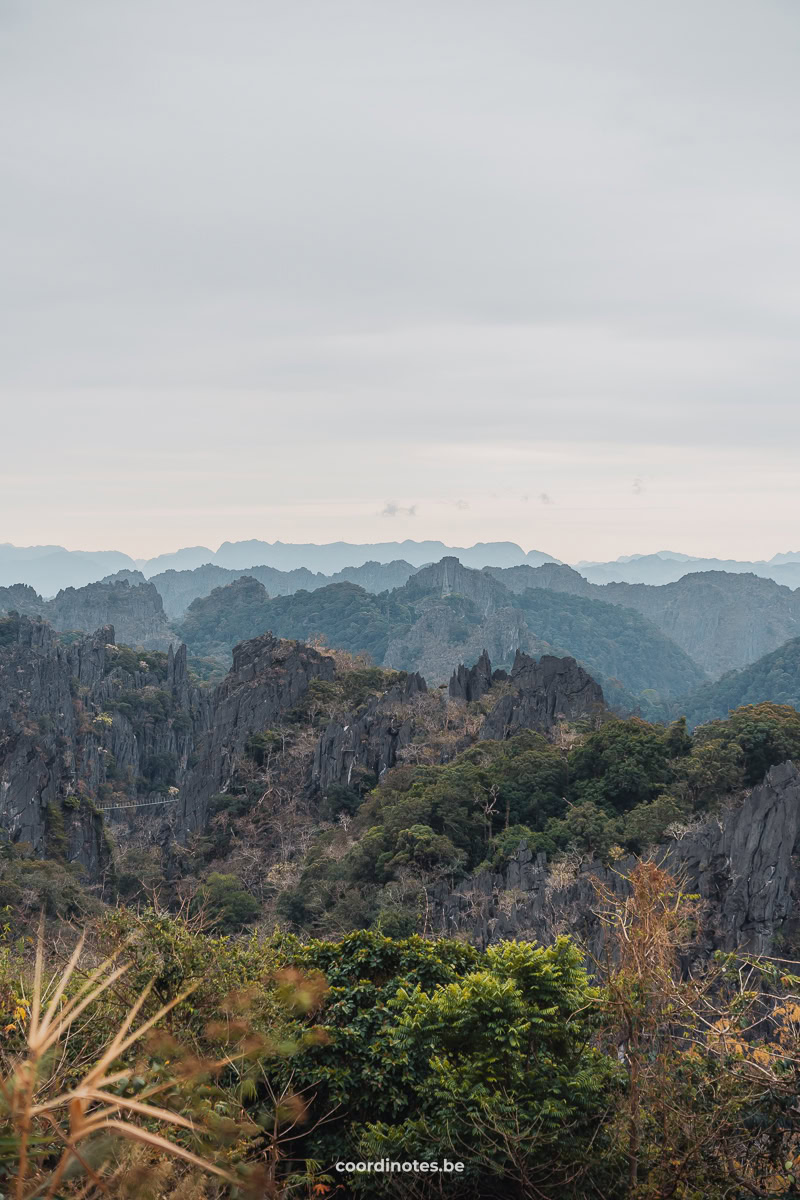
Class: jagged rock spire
449,649,493,702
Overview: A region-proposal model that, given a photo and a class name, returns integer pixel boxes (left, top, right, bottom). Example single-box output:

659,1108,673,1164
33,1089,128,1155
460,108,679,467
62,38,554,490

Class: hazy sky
2,0,799,561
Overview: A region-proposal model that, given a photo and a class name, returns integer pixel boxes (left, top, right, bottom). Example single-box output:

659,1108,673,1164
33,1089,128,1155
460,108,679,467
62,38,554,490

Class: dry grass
0,919,237,1199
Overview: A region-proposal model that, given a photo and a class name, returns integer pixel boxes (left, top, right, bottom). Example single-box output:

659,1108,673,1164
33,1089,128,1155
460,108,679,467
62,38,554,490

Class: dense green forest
679,636,800,727
177,577,416,664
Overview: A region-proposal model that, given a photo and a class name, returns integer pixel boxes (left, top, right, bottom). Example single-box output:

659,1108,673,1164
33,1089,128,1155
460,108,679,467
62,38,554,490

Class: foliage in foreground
1,872,800,1198
0,923,238,1198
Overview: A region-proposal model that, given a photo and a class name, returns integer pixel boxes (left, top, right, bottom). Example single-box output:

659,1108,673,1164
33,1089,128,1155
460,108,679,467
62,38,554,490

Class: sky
1,0,799,562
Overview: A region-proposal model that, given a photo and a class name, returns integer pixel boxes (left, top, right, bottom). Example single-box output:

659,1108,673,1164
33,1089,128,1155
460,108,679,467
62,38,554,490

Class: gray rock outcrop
433,762,800,958
1,579,176,651
311,671,428,793
46,579,176,650
479,651,604,739
449,650,493,702
178,633,336,833
0,583,46,618
402,556,510,616
0,618,117,875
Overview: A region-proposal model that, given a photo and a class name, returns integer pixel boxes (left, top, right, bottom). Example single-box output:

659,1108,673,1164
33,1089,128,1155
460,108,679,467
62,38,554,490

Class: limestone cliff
478,650,605,739
310,671,428,794
449,650,494,702
433,762,800,958
311,649,606,796
178,633,336,834
46,580,176,650
400,556,510,616
0,583,46,618
0,617,337,871
0,579,176,651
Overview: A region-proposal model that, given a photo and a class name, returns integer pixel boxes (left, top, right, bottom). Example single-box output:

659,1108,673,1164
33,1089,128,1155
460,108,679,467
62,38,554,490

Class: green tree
194,872,260,933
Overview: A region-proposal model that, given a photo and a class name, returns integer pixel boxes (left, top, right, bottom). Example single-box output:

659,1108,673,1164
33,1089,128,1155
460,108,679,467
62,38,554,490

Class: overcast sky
1,0,799,561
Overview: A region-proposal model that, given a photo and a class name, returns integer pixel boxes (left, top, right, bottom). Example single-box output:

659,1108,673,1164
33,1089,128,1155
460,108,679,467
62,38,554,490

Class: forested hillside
680,636,800,726
514,586,704,706
152,558,419,619
491,564,800,678
174,560,706,716
177,577,416,664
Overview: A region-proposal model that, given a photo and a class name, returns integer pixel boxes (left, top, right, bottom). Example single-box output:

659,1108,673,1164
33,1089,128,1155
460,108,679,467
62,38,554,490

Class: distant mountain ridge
151,559,420,620
487,565,800,679
136,540,560,575
0,544,137,595
4,540,800,594
174,558,705,710
577,551,800,588
0,541,559,595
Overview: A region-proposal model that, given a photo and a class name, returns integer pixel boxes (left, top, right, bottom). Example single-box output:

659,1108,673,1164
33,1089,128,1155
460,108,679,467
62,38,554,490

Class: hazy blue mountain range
4,540,800,595
577,551,800,588
0,544,137,595
137,540,561,575
0,541,556,595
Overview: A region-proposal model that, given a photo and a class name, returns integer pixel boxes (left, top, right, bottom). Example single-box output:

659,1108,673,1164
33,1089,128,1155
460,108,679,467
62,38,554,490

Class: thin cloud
381,501,418,518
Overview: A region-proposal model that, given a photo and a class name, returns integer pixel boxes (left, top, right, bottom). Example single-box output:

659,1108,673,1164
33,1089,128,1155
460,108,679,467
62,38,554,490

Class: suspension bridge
95,797,180,813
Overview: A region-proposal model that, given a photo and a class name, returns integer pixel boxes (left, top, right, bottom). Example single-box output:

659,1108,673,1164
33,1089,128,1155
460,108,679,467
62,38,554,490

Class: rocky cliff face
309,648,606,798
0,615,211,871
600,572,800,679
311,671,428,794
486,563,593,597
1,579,176,651
433,762,800,958
384,558,557,684
0,618,122,877
46,580,177,651
383,600,543,684
449,650,494,702
0,584,46,618
478,651,605,739
401,556,510,616
178,633,336,833
0,616,339,874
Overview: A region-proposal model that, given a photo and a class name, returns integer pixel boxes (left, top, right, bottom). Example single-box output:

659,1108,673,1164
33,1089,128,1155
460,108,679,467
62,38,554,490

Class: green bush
194,872,261,933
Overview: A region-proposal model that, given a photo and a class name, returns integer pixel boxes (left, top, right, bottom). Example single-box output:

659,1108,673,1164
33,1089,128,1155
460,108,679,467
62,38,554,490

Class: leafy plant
0,921,237,1198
